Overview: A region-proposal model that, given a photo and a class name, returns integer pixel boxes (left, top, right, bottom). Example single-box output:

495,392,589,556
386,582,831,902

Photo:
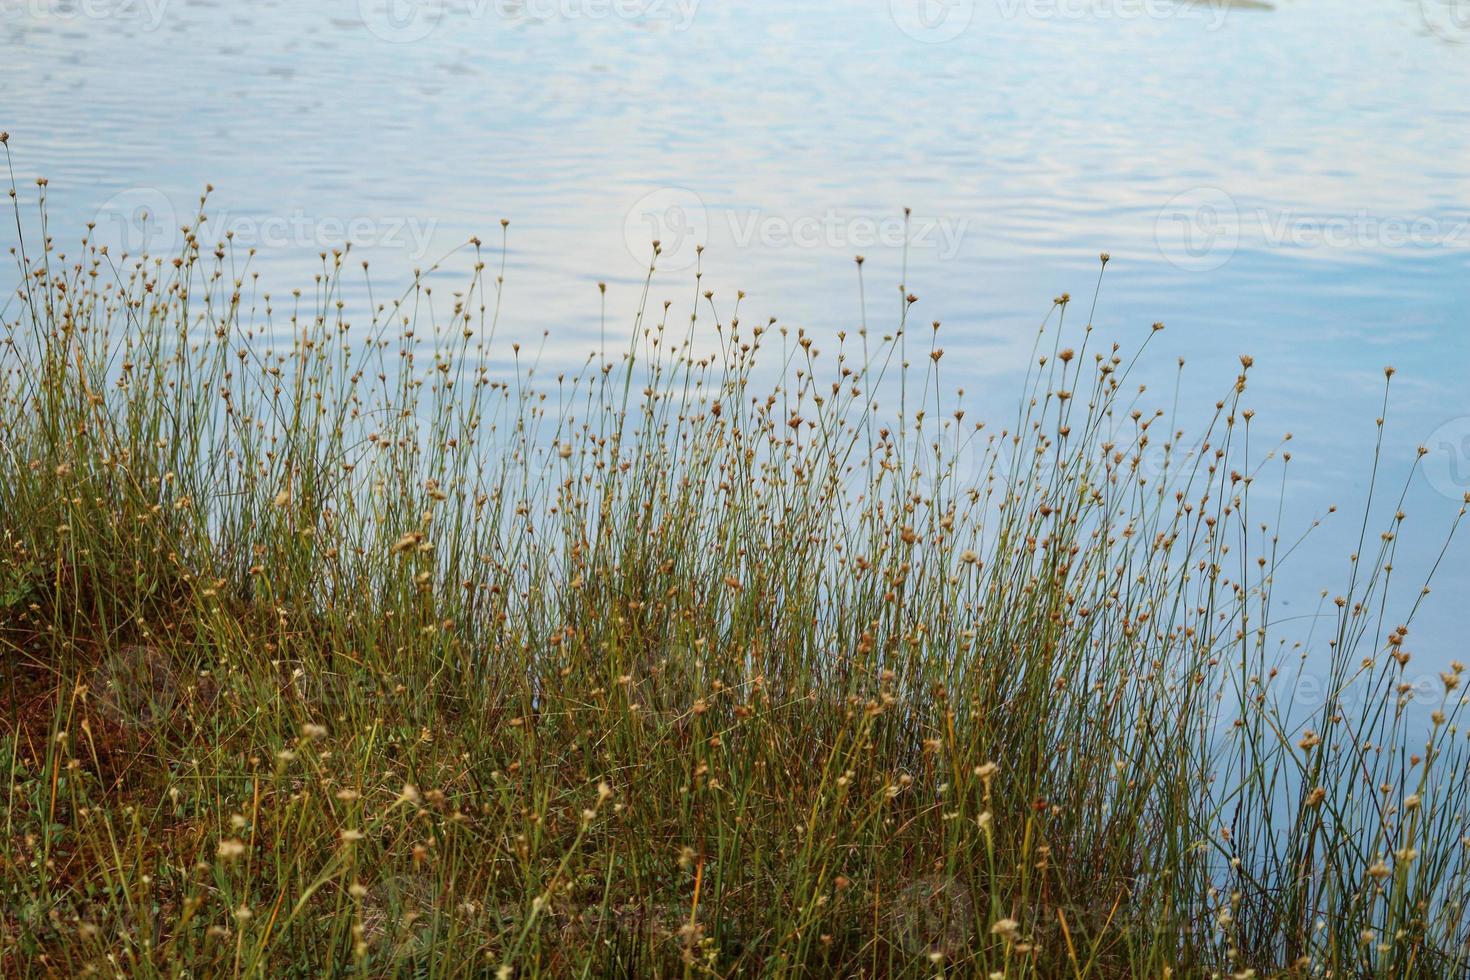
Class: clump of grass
2,147,1469,977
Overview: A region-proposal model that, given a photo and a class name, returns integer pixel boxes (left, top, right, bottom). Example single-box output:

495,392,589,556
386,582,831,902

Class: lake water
3,0,1467,663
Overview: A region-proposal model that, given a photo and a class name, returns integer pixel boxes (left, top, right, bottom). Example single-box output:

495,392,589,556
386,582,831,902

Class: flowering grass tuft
2,150,1468,976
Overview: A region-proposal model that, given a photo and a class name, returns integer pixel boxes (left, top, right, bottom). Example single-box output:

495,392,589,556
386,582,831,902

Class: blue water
3,0,1467,664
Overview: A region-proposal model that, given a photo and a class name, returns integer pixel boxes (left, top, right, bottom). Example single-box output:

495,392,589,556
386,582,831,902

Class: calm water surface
3,0,1467,659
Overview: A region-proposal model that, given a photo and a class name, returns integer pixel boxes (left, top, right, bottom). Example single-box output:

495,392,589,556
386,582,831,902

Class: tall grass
2,147,1468,976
